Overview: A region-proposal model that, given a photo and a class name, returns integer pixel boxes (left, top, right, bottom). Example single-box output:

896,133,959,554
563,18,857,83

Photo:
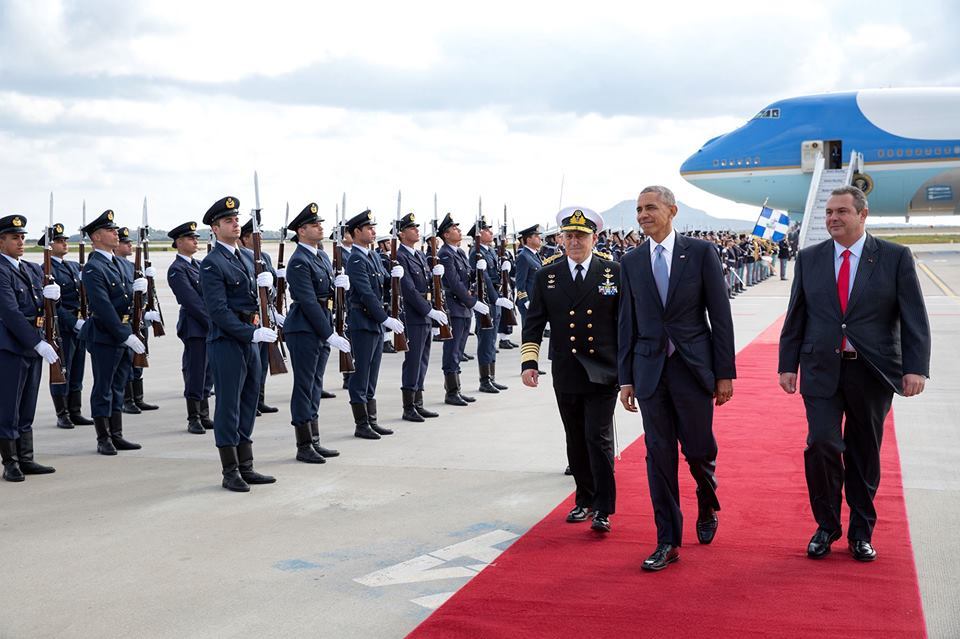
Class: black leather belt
841,351,858,360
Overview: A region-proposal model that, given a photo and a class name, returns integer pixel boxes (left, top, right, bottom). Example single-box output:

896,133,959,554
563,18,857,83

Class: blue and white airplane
680,88,960,219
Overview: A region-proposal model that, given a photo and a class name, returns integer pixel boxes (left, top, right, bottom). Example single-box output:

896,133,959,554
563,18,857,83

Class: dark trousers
51,330,85,396
313,342,331,420
0,351,42,439
517,299,529,325
802,357,893,542
180,336,213,401
638,355,719,546
208,338,261,447
347,327,383,404
287,331,323,424
497,303,513,335
87,342,131,417
442,316,470,374
555,388,617,514
401,322,431,391
475,306,500,365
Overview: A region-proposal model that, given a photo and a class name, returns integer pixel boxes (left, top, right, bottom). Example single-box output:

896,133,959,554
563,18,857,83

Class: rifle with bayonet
390,190,408,352
78,200,88,321
276,202,289,315
44,193,66,384
131,216,150,369
142,198,165,337
252,172,287,375
333,195,355,373
430,193,452,341
474,197,493,329
499,204,517,326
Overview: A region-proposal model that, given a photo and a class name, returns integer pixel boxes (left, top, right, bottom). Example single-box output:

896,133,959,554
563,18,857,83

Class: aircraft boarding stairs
798,150,864,249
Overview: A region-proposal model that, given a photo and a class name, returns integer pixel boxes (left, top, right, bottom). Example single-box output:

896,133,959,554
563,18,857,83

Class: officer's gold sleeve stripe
520,342,540,364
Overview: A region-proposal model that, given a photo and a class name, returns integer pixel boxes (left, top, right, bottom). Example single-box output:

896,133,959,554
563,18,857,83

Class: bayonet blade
142,197,149,233
82,199,86,231
341,192,346,221
253,171,261,212
283,202,290,230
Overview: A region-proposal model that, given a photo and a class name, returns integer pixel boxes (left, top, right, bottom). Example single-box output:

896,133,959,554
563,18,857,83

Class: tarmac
2,245,958,638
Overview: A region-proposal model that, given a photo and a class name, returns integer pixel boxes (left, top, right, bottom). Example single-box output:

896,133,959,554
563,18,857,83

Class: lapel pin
679,255,686,259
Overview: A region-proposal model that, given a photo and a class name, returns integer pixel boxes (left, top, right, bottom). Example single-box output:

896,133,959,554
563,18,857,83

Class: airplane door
826,140,843,169
801,140,823,172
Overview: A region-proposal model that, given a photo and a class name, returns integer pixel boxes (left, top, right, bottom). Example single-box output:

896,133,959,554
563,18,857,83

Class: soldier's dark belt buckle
33,317,44,328
841,351,858,360
122,314,130,323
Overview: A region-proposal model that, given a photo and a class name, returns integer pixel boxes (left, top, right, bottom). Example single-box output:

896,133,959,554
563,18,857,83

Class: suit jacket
79,251,134,346
52,258,83,334
515,246,542,303
284,243,334,339
167,254,209,340
345,246,388,332
397,245,433,326
438,243,477,319
0,258,45,356
778,233,930,397
618,234,736,400
521,256,620,392
200,242,260,344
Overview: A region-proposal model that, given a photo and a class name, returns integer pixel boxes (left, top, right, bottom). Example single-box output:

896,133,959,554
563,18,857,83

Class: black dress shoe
383,341,397,353
463,353,474,361
591,512,611,533
807,528,842,559
564,465,573,476
320,390,337,399
696,509,719,545
642,544,679,571
849,540,877,562
565,506,591,523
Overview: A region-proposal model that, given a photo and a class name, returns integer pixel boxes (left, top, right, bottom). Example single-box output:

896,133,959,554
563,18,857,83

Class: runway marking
917,260,957,297
354,529,518,608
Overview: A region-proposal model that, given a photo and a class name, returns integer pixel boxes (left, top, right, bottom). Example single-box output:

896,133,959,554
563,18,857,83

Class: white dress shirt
650,229,677,276
567,253,593,280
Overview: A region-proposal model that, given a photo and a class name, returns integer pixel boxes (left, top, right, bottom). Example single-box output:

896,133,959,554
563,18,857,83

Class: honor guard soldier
79,211,144,455
376,236,397,353
437,213,490,405
240,213,282,415
394,212,448,422
200,196,278,492
468,217,514,393
283,203,350,462
521,207,620,533
0,214,58,482
40,222,94,428
344,209,404,439
167,221,214,434
116,227,161,413
337,225,354,390
495,231,518,351
514,224,543,325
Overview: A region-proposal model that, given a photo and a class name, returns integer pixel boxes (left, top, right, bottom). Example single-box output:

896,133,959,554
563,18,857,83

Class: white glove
334,274,350,290
124,334,146,354
256,272,273,288
500,260,511,272
391,265,404,278
432,264,445,276
495,298,515,310
132,277,148,293
144,310,162,323
427,309,449,325
274,312,285,327
34,340,59,364
473,300,490,315
326,334,351,352
276,267,286,279
382,317,405,334
43,284,61,300
475,258,487,271
74,318,85,333
144,266,157,278
431,327,441,337
252,327,278,343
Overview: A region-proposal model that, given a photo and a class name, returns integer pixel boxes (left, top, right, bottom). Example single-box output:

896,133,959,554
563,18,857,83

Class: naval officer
0,214,59,482
200,196,277,492
283,202,350,462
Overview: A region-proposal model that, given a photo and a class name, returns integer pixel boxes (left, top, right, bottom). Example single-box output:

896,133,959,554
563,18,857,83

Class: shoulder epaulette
542,252,564,266
593,249,613,260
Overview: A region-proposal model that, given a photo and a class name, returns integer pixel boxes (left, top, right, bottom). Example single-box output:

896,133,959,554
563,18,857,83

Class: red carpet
408,318,927,639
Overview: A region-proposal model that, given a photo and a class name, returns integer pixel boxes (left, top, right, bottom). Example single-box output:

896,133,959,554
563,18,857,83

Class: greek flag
752,206,790,241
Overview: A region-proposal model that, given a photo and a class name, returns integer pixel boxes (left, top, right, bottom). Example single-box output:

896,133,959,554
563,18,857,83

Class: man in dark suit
522,207,620,533
618,185,736,571
779,185,930,562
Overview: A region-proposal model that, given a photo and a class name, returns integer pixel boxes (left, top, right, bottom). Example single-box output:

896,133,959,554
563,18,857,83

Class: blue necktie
653,245,669,305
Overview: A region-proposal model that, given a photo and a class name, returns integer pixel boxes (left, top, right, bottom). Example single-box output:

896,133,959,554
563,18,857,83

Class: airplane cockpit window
752,108,781,120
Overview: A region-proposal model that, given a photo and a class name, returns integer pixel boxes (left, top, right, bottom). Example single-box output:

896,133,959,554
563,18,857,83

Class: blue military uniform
78,211,141,455
467,219,505,394
0,214,57,481
200,196,275,492
514,226,543,325
167,221,214,434
436,213,480,405
240,213,281,415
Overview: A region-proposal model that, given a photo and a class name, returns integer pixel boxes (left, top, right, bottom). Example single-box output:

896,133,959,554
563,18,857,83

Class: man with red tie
779,185,931,562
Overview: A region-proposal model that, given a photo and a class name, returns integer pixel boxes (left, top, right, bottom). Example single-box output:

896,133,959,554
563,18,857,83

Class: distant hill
599,200,754,232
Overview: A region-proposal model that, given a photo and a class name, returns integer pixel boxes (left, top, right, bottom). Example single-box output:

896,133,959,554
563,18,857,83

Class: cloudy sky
2,0,958,234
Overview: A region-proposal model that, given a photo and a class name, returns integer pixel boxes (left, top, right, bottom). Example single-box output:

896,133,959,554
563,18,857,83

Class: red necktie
837,249,851,349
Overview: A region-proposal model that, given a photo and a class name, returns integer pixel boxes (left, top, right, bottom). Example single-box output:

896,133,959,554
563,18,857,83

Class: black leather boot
320,389,337,399
352,403,380,440
198,397,214,429
444,373,468,406
295,422,326,464
1,439,25,482
218,446,250,492
367,399,393,435
16,431,55,475
132,378,158,411
310,418,339,457
94,417,117,455
68,390,94,425
186,399,205,434
478,364,500,394
52,394,74,429
258,385,278,413
237,441,276,484
490,362,508,390
414,390,439,418
401,388,425,422
109,413,142,451
122,383,141,414
457,374,476,403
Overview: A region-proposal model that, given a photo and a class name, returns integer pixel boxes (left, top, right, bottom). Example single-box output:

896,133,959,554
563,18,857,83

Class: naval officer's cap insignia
190,223,196,231
409,214,415,222
310,203,318,214
226,198,236,210
106,210,114,221
557,206,602,234
13,216,23,227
